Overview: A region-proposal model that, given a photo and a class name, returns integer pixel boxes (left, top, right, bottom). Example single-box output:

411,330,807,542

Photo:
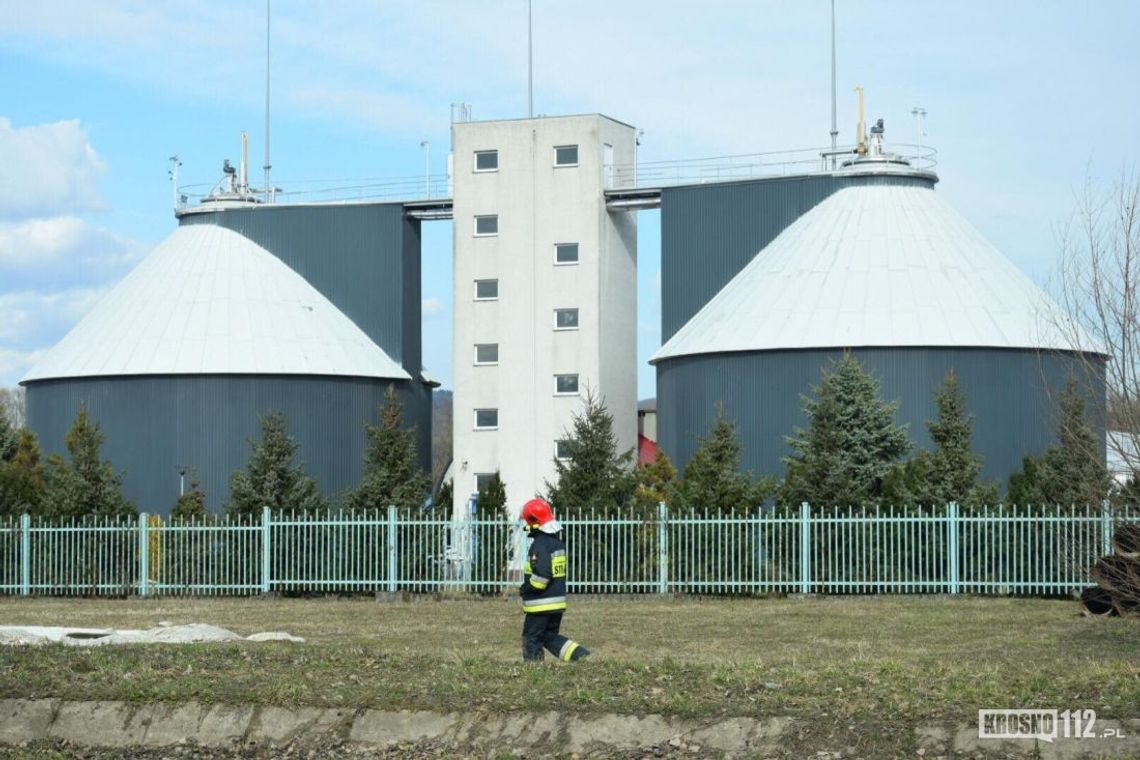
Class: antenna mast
263,0,273,202
829,0,838,160
527,0,533,117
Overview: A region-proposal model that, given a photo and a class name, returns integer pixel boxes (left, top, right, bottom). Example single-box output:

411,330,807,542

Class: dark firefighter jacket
520,529,567,613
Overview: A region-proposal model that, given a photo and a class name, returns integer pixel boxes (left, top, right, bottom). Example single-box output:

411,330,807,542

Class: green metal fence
0,504,1132,597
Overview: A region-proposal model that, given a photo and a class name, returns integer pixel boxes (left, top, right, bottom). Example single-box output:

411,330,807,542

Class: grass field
0,595,1137,756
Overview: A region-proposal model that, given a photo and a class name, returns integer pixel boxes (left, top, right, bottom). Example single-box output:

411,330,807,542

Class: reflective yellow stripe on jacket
522,595,567,613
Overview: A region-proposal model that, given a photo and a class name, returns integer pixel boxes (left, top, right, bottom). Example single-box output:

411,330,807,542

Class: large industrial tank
23,199,431,514
653,160,1106,488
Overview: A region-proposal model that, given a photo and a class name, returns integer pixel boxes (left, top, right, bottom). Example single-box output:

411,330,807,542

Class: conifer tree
43,406,135,518
171,471,208,520
1007,380,1110,507
1051,380,1112,506
911,371,1000,508
0,428,46,517
477,471,507,514
347,388,430,511
781,353,910,507
0,401,16,464
677,407,772,513
545,389,636,514
228,411,327,516
435,478,453,513
634,448,678,514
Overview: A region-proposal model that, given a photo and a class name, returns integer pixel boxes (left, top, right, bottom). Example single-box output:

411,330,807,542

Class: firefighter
519,497,590,662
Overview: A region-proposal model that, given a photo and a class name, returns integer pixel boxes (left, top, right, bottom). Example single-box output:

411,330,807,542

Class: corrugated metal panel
657,347,1106,491
654,185,1097,360
25,375,431,516
180,203,421,374
660,173,934,342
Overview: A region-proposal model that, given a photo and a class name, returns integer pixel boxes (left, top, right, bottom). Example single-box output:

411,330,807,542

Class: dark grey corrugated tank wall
661,172,936,342
657,348,1106,492
27,376,419,514
26,202,430,514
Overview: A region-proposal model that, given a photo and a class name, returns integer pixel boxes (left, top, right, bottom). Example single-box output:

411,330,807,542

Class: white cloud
0,216,146,289
0,286,109,386
0,347,46,382
0,118,107,219
422,296,443,316
0,287,107,345
0,216,90,266
0,3,834,152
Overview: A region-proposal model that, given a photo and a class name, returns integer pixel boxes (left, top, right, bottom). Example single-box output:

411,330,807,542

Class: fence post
261,506,271,594
465,504,474,586
20,513,30,597
387,505,398,593
138,512,149,597
657,501,669,594
1102,500,1114,556
947,502,959,594
800,502,811,594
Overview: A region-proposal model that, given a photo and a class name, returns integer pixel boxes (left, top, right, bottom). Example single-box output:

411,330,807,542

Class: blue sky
1,1,1137,399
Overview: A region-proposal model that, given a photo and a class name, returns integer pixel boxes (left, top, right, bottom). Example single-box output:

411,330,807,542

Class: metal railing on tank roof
610,143,937,190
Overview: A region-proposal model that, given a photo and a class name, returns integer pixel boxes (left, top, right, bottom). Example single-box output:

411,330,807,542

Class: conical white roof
652,185,1101,363
23,224,410,382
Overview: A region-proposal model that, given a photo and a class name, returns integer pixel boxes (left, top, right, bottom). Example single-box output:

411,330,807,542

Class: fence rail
0,504,1132,598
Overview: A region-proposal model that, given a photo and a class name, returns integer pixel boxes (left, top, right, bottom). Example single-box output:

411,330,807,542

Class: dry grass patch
0,595,1136,726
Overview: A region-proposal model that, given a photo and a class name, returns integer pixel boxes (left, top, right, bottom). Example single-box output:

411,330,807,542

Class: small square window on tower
474,343,499,365
474,409,499,430
474,150,498,172
554,308,579,330
555,243,579,265
554,374,579,395
474,215,498,236
555,440,573,461
474,279,498,300
554,145,579,167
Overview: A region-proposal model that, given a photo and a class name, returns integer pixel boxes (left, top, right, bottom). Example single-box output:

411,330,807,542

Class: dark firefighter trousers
522,611,586,662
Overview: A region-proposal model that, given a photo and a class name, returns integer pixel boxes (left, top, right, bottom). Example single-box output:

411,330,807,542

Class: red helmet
521,498,562,533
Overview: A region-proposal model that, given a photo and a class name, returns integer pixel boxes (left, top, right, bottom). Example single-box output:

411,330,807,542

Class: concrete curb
0,699,786,755
2,699,1139,757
